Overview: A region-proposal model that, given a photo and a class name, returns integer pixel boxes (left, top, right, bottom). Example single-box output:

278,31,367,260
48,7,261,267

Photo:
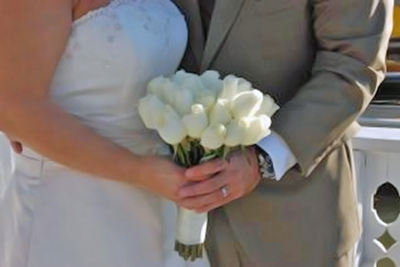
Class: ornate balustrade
353,126,400,267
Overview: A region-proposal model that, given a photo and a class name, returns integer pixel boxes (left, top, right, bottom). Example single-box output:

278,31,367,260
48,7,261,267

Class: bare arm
0,0,220,202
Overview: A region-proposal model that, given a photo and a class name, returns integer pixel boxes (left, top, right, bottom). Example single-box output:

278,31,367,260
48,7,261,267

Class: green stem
175,241,204,261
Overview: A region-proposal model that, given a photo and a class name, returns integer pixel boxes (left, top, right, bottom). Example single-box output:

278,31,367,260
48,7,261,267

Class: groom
175,0,393,266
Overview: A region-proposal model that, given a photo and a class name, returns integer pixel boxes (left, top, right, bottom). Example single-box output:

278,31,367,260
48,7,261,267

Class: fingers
177,152,260,212
179,174,227,198
195,199,231,213
185,159,228,181
10,141,23,154
178,186,234,213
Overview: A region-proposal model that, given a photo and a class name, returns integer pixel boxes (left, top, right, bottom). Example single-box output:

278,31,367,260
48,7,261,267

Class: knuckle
211,179,221,189
185,188,195,196
195,186,206,195
200,182,213,192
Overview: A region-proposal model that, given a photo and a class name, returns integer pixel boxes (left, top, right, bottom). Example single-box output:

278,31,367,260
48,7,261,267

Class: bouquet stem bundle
174,241,204,261
138,70,279,261
172,139,225,261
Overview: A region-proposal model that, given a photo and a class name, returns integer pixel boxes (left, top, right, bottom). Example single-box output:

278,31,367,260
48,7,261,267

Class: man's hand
178,147,261,213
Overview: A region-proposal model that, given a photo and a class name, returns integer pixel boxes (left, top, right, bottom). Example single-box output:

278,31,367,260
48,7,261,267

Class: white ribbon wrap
176,208,208,245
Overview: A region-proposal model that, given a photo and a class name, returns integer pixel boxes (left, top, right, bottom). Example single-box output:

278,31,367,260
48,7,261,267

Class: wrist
255,146,275,180
126,154,151,186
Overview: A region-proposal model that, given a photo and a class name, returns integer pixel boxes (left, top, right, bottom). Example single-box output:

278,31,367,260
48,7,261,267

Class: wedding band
220,186,229,198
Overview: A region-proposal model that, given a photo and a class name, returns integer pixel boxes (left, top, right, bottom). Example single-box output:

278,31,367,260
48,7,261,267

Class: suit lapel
201,0,245,71
174,0,204,67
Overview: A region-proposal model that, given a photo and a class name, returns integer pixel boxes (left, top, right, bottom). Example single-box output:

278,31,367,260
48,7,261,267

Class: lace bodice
50,0,188,154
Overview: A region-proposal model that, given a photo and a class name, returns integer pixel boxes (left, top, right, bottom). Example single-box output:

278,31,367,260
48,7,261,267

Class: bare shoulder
0,0,74,99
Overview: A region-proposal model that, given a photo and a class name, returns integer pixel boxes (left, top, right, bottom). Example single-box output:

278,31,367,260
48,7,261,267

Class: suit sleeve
271,0,393,176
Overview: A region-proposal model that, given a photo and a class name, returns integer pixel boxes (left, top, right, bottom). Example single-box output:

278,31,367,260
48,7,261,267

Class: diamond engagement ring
220,186,229,198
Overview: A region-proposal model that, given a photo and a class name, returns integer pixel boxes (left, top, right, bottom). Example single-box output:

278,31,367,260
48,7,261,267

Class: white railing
353,126,400,267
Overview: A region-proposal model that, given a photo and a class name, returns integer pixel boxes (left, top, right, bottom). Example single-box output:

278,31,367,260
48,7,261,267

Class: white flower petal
173,88,194,116
230,90,264,119
172,70,190,84
256,95,280,117
196,90,217,113
181,75,204,93
224,120,244,147
209,99,232,125
219,75,241,101
200,70,223,93
239,115,272,145
237,78,252,92
146,76,168,101
200,124,227,150
162,80,181,107
138,94,165,129
157,105,187,144
182,104,209,139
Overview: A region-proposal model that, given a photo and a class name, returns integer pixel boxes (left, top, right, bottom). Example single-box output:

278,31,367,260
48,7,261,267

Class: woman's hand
178,147,261,212
137,155,228,203
137,155,187,202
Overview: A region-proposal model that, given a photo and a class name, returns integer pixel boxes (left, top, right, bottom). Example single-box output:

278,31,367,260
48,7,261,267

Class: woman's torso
0,1,200,267
51,0,187,155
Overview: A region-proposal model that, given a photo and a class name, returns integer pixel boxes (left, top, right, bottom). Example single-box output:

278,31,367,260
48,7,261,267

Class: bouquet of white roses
138,70,279,261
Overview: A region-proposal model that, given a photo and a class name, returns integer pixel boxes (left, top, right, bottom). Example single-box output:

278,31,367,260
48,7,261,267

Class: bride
0,0,215,266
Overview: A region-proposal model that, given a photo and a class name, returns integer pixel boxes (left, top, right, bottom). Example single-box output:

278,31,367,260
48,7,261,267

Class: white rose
230,90,263,119
138,94,165,129
224,120,244,147
157,105,187,145
256,95,280,117
182,104,209,139
200,123,227,150
146,76,168,101
209,99,232,125
239,115,272,146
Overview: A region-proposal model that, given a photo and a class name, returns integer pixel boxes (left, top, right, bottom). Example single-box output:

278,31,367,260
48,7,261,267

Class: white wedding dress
0,0,210,266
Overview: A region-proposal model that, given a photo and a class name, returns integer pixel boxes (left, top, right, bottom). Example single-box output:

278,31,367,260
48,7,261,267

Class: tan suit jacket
174,0,393,266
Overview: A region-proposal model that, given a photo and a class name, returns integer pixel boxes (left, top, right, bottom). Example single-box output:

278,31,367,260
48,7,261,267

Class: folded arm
271,0,393,176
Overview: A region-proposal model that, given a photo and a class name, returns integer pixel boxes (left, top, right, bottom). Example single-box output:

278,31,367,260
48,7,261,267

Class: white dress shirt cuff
257,131,297,181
